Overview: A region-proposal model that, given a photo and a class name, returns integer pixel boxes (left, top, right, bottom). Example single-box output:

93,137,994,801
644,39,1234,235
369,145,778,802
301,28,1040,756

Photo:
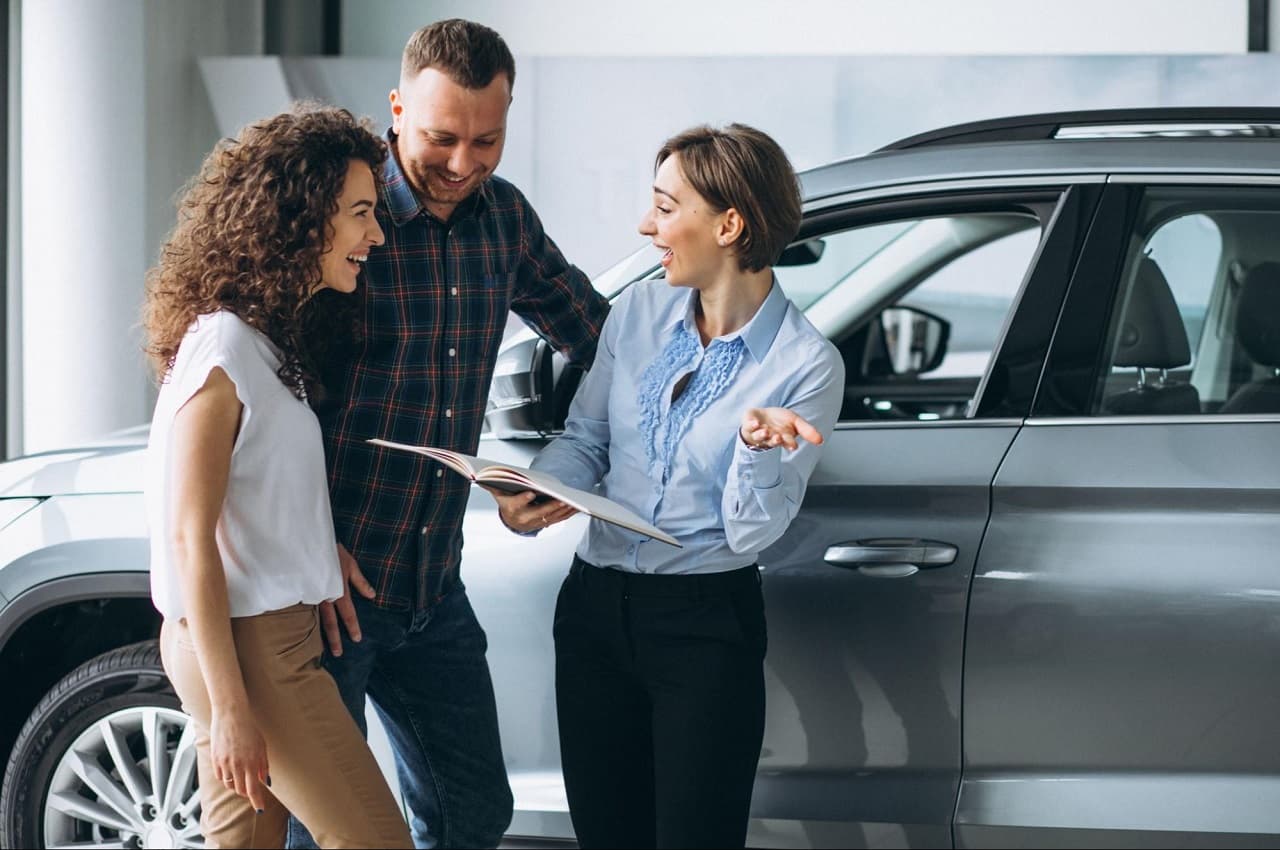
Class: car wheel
0,640,204,849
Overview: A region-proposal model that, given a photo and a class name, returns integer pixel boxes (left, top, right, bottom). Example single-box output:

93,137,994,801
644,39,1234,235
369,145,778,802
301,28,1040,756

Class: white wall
144,1,264,286
220,51,1280,282
21,0,148,455
342,0,1250,57
7,0,23,458
331,0,1259,278
17,0,263,454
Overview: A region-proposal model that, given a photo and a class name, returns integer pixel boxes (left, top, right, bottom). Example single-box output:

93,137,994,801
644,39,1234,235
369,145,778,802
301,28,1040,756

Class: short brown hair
655,124,801,273
401,18,516,90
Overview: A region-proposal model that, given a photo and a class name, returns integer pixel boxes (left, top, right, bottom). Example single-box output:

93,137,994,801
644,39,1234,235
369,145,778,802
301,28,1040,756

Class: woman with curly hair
143,104,411,849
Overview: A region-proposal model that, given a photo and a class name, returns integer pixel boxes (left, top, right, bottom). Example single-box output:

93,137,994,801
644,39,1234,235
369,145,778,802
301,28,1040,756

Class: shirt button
436,469,443,478
445,409,453,418
421,526,428,534
448,348,456,357
451,287,458,296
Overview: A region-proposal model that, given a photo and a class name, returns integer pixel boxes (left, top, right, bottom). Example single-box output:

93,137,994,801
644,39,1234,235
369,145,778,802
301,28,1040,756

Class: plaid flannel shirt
321,140,609,613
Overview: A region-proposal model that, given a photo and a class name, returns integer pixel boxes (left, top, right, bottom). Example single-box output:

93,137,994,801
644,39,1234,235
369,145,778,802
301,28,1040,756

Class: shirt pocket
461,271,516,363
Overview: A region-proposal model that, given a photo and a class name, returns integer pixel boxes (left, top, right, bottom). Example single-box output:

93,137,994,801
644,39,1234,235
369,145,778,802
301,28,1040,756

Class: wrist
497,508,537,536
211,691,251,716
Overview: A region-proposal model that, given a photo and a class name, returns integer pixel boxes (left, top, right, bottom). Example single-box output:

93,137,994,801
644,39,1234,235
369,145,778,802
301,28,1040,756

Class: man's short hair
656,124,802,273
401,18,516,90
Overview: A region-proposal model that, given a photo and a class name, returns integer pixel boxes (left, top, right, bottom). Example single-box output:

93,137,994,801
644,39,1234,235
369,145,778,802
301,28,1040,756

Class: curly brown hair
143,102,387,400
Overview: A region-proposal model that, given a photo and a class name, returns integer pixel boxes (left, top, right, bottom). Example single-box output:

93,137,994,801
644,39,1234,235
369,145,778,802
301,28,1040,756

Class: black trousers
553,556,767,849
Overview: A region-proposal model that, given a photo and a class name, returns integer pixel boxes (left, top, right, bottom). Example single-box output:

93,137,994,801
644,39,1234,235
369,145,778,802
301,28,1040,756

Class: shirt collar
381,130,492,227
665,276,789,364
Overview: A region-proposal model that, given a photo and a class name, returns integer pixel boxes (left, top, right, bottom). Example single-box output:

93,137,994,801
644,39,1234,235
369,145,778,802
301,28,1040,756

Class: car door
746,182,1101,848
958,179,1280,847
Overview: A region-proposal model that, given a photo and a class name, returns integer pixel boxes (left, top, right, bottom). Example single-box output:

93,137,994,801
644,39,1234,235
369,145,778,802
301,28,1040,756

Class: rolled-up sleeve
721,347,845,554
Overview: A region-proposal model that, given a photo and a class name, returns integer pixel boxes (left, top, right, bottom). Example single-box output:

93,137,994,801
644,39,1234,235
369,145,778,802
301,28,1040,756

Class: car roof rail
877,108,1280,152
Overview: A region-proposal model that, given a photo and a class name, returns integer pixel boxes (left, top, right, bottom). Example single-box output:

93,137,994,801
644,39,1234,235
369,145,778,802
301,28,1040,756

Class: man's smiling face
389,67,510,220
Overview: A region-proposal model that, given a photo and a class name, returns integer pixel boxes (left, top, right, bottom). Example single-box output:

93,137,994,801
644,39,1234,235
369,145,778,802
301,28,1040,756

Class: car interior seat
1220,261,1280,413
1103,256,1201,415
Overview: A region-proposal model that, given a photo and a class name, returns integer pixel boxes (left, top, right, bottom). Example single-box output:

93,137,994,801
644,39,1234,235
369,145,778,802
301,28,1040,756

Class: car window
1092,186,1280,416
1144,213,1220,357
790,213,1043,422
898,227,1042,380
774,221,915,310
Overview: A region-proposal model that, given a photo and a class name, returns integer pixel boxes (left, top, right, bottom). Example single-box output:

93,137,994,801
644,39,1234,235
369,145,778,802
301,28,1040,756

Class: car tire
0,640,202,849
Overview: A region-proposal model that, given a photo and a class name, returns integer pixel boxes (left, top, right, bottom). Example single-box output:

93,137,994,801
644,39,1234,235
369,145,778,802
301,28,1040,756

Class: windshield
591,243,662,298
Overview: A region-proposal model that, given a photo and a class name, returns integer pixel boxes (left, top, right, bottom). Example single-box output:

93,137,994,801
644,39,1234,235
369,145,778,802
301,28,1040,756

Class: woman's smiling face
318,159,385,294
638,153,726,288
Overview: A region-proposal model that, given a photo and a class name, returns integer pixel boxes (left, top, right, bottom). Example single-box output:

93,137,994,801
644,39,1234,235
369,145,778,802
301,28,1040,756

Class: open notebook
367,439,681,547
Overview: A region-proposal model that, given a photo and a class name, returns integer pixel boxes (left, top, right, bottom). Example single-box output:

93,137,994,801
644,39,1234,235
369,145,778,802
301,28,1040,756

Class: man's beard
410,164,485,206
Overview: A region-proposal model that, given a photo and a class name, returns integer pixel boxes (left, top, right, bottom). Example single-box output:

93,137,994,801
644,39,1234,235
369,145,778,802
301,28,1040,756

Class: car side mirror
485,336,582,438
878,306,950,375
777,238,826,267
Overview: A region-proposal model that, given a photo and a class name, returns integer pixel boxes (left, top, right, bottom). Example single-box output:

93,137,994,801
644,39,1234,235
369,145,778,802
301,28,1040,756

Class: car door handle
824,538,958,578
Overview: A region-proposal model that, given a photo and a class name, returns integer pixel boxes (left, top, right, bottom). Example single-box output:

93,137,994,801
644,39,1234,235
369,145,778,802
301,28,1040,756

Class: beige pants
160,604,412,849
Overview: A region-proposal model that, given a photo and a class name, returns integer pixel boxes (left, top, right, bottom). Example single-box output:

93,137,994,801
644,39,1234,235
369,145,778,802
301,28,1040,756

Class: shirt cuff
735,438,782,489
499,514,539,538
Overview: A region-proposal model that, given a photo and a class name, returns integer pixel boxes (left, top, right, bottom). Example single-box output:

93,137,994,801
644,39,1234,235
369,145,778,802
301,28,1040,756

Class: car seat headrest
1236,261,1280,368
1112,257,1191,370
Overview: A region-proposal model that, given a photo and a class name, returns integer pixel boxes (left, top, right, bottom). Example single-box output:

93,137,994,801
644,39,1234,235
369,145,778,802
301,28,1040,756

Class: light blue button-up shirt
531,277,845,574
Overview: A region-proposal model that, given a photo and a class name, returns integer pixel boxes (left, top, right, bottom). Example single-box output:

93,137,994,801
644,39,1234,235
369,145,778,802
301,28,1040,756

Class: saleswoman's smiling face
638,153,728,289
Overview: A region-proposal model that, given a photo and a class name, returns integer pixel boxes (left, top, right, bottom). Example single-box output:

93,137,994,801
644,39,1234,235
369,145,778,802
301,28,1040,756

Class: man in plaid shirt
287,19,609,850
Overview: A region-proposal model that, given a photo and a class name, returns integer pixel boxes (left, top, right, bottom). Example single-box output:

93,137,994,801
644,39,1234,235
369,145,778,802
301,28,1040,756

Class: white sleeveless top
146,310,343,619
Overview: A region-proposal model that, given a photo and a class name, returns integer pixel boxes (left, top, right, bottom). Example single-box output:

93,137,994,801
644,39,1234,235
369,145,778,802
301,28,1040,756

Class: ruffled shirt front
637,324,746,475
532,278,844,575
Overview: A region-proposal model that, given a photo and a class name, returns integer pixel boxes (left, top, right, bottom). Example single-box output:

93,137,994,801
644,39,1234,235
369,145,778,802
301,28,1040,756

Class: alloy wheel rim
42,706,203,849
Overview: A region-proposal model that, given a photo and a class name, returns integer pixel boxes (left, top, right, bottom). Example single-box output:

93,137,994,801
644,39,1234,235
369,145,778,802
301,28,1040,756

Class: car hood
0,433,147,498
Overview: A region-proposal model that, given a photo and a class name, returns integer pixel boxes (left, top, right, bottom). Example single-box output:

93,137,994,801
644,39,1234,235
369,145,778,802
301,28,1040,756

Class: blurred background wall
6,0,1280,454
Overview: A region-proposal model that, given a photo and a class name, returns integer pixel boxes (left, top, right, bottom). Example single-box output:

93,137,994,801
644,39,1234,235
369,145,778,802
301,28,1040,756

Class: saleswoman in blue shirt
492,123,845,849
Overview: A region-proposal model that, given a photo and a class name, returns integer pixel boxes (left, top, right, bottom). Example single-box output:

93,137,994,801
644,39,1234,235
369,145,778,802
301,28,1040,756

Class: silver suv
2,108,1279,849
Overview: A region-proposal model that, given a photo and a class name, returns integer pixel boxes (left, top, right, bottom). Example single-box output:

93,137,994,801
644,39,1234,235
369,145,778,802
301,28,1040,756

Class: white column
20,0,149,453
6,0,22,458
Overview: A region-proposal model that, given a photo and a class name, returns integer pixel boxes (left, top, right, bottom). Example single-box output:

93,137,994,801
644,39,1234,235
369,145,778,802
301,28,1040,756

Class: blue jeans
285,585,514,849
